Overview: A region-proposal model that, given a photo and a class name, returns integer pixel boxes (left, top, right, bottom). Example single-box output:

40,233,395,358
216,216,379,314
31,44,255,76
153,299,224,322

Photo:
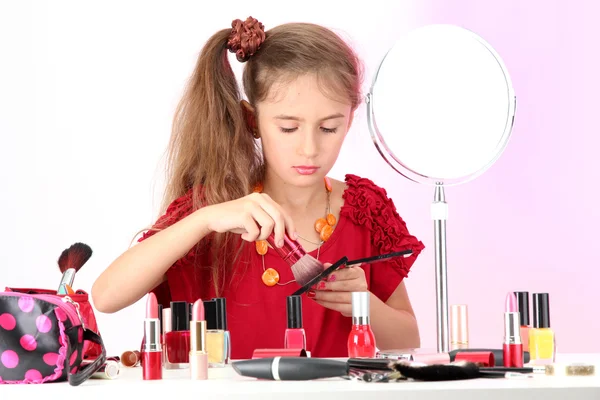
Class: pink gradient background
1,0,597,355
370,0,599,353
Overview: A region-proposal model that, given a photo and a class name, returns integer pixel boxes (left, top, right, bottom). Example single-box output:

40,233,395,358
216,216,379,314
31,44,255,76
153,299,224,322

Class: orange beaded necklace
253,177,336,287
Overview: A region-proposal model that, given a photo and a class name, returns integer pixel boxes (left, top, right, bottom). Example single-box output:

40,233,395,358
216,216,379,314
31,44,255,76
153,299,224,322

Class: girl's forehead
259,75,351,113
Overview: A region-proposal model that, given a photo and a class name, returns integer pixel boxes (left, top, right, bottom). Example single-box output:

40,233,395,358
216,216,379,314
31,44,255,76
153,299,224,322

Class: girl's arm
92,192,296,314
91,207,213,314
369,282,420,349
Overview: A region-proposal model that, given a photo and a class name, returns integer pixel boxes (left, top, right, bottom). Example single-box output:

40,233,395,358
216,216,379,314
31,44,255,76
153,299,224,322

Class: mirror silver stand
366,24,516,353
432,184,449,352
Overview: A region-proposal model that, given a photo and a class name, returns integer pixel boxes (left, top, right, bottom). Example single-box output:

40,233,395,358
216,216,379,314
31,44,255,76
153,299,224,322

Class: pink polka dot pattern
1,350,19,369
43,352,59,366
54,308,67,322
0,313,16,330
18,296,35,313
36,315,52,333
69,350,78,366
20,334,37,351
25,369,42,381
70,366,78,375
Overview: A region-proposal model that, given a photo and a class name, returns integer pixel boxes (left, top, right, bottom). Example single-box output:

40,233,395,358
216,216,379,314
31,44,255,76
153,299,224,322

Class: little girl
92,17,425,359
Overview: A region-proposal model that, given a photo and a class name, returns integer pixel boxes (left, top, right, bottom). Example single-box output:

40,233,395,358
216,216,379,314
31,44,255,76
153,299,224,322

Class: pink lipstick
142,293,162,380
293,166,320,175
190,299,208,380
503,292,523,368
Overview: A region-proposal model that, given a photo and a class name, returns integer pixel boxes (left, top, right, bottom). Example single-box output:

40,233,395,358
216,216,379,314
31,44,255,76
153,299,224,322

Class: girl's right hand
203,192,296,247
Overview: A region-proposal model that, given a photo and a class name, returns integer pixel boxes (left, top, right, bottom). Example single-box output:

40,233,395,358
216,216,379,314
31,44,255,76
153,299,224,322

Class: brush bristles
58,242,93,273
389,361,480,381
291,255,325,286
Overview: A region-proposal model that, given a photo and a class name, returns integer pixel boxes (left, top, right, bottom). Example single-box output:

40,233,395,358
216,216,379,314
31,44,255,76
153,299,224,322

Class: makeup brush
58,242,93,274
57,243,93,294
266,233,324,287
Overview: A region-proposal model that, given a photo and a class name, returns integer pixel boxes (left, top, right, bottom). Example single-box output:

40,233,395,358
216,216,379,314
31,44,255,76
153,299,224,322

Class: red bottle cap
252,348,308,359
454,351,495,367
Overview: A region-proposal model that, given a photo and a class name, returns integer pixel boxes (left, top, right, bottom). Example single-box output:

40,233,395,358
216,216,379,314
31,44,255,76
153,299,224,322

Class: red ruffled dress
139,174,425,359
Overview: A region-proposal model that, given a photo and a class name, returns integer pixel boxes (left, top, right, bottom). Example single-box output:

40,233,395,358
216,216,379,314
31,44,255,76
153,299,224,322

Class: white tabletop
2,354,600,400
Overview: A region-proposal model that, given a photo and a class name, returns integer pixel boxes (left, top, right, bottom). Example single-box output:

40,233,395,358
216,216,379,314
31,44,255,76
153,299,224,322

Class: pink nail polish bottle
284,295,306,350
347,292,376,358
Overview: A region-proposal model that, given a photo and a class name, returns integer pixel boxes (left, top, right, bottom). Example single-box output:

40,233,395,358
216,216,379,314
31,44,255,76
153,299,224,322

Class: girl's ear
241,100,257,133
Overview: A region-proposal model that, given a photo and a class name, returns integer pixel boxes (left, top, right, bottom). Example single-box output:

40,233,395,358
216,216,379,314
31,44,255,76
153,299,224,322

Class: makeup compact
291,249,413,296
377,348,450,365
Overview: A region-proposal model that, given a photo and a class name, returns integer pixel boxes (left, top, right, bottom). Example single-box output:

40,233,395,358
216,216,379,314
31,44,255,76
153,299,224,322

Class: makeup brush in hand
266,233,324,286
57,242,93,294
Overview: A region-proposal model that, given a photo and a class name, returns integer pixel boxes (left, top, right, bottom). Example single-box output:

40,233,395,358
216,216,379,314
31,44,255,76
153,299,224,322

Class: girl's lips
293,166,320,175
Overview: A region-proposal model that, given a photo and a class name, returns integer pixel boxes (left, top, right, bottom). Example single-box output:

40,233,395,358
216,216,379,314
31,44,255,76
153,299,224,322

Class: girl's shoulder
337,173,425,255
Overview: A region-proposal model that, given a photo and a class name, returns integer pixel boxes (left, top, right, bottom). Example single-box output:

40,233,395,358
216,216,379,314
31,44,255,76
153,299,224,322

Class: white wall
1,0,434,356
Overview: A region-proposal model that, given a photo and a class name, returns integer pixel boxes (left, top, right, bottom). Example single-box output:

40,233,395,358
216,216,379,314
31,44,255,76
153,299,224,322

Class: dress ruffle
341,174,425,279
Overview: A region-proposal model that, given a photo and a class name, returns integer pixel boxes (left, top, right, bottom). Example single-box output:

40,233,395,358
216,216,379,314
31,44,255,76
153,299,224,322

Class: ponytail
162,22,264,295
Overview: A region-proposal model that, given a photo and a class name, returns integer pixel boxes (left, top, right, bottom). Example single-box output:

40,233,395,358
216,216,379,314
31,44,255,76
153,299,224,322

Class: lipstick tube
120,350,141,368
190,299,208,380
88,360,120,380
142,293,162,380
503,310,523,367
450,304,469,350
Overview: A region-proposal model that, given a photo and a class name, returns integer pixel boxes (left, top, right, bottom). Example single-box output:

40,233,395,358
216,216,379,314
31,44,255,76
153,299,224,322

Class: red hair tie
226,17,266,62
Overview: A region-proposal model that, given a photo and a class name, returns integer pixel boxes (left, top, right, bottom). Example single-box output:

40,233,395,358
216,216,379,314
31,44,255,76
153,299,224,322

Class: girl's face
255,74,354,187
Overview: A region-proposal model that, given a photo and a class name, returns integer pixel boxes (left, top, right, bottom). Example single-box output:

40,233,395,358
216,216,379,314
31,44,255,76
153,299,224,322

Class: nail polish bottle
347,292,376,358
163,301,190,369
214,298,231,365
450,304,469,351
204,298,229,367
162,307,171,366
284,295,306,350
529,293,555,365
514,291,530,352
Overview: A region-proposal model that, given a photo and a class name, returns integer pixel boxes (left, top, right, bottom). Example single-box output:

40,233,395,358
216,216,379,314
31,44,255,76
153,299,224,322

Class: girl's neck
262,169,327,213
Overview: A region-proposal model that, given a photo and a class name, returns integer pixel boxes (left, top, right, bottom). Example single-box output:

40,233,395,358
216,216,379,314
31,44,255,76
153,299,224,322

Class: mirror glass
367,24,516,186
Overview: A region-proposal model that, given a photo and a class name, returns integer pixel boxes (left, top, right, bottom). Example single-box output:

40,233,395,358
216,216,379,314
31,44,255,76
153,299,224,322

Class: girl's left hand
307,263,368,317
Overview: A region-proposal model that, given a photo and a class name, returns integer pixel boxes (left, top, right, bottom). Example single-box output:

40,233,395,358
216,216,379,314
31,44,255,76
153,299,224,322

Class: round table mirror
366,24,516,352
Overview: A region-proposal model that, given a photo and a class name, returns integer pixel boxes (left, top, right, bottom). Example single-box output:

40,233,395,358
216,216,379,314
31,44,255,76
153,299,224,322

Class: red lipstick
142,293,162,380
190,299,208,380
503,292,523,368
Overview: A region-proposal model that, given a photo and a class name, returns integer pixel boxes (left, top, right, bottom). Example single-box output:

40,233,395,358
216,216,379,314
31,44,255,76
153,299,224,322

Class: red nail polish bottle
347,292,376,358
164,301,190,369
284,295,306,350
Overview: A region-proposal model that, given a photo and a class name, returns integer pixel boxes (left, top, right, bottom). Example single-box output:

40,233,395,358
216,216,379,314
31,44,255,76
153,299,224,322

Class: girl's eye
321,127,338,134
280,127,297,133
